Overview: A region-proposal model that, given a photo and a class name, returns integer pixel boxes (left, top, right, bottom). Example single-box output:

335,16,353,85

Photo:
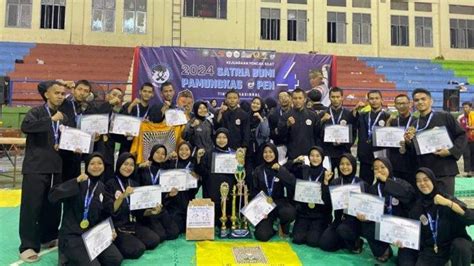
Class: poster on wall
133,47,333,104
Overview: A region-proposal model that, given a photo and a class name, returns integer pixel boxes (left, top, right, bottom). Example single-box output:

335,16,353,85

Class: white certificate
109,114,141,137
324,124,351,143
59,126,93,154
186,205,215,228
211,152,238,174
159,169,189,192
129,185,162,211
375,215,421,250
373,127,405,148
165,109,188,126
240,191,276,226
79,114,109,135
186,172,198,189
82,218,114,261
277,145,288,165
414,126,454,155
346,192,385,222
329,184,361,210
294,180,324,205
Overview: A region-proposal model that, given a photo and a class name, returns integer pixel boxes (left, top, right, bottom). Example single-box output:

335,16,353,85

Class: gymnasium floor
1,156,473,265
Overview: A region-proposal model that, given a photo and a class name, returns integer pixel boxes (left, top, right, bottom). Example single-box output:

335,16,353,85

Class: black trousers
319,217,362,252
254,200,296,242
147,210,180,241
462,142,474,173
401,238,472,266
115,224,160,259
59,236,123,266
292,216,330,247
19,173,61,253
361,221,391,257
359,162,375,185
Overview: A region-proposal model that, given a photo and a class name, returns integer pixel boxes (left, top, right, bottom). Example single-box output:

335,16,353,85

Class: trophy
229,148,250,238
219,182,229,238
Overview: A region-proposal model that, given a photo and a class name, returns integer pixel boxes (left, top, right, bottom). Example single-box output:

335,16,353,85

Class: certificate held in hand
82,218,114,261
165,109,188,126
414,126,454,155
240,191,276,226
373,126,405,148
79,114,109,135
329,184,361,210
59,126,94,154
346,192,385,222
294,180,324,205
109,114,142,137
323,124,351,143
211,152,238,174
375,215,421,250
129,185,162,210
159,169,189,192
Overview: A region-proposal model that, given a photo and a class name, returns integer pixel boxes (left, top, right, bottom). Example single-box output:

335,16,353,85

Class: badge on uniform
115,190,122,200
274,178,280,182
306,119,312,126
235,119,241,125
340,120,347,126
419,214,428,225
378,120,385,127
391,197,399,206
99,193,104,203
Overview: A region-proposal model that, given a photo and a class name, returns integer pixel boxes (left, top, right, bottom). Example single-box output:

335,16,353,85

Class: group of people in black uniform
17,79,473,266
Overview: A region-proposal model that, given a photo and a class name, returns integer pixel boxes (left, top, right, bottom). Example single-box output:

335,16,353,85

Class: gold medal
103,135,108,142
80,219,89,229
434,244,438,254
308,203,316,209
54,144,59,151
267,197,273,204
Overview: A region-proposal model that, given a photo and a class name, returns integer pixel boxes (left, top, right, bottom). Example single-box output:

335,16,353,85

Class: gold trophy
219,182,230,237
229,148,250,238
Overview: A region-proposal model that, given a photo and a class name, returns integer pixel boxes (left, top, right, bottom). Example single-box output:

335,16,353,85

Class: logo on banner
247,79,255,89
151,64,171,84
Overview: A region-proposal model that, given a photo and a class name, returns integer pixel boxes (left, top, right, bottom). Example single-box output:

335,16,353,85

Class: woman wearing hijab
49,153,123,265
290,146,333,248
404,167,474,266
195,128,237,226
247,97,270,169
136,144,180,242
105,153,160,259
319,153,368,253
183,101,214,152
360,157,416,263
252,143,296,241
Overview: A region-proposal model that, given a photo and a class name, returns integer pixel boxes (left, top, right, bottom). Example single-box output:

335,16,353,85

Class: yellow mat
0,189,21,207
196,241,301,266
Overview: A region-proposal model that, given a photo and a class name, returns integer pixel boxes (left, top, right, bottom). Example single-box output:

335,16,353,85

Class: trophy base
229,229,251,239
219,228,229,238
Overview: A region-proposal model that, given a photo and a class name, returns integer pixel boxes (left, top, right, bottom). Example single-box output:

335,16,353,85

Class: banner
134,47,333,104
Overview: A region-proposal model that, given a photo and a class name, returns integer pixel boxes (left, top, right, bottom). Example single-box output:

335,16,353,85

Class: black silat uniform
215,107,250,149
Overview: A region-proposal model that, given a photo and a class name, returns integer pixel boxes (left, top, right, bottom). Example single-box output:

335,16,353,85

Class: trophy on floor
229,148,250,238
219,182,230,238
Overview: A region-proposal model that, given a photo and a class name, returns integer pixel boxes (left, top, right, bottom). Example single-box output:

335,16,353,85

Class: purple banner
134,47,333,103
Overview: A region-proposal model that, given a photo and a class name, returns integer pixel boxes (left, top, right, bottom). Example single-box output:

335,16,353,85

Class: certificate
324,124,352,143
277,145,288,165
375,215,421,250
79,114,109,135
186,172,198,189
414,126,454,155
165,109,188,126
211,152,238,174
59,126,93,154
129,185,162,210
186,204,215,228
240,191,276,226
373,127,405,148
82,218,114,261
346,192,385,222
109,114,141,137
159,169,189,192
329,184,361,210
294,180,323,205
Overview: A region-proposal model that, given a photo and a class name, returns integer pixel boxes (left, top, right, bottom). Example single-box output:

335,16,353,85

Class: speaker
443,89,460,112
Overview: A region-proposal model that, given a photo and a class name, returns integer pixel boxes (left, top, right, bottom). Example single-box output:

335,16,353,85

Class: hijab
85,152,105,182
338,153,357,183
416,167,439,209
115,152,136,181
308,146,325,180
192,101,208,121
214,127,230,152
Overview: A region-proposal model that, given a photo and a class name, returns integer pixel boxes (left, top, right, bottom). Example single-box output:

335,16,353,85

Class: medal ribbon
148,168,161,185
263,170,276,197
427,210,439,250
44,105,60,145
368,111,383,139
415,112,434,132
329,107,344,125
82,179,99,222
397,114,413,130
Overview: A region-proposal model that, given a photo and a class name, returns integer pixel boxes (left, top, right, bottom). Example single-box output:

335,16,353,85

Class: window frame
261,8,281,41
123,0,147,34
352,13,371,45
183,0,227,20
327,11,346,43
287,9,307,42
5,0,32,28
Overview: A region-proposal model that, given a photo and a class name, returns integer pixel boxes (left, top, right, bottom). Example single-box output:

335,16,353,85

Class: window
327,12,346,43
391,15,409,46
353,13,371,44
123,0,146,34
391,0,408,11
415,17,432,47
288,10,306,41
449,5,474,15
40,0,65,29
91,0,115,32
5,0,32,28
415,3,431,12
352,0,371,8
450,19,474,49
288,0,307,4
261,8,280,40
184,0,227,19
327,0,346,7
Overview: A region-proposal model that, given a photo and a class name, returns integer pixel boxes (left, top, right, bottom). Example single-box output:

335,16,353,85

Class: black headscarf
192,101,208,121
261,143,279,167
214,128,230,151
176,141,196,169
308,146,325,180
85,152,105,182
416,167,439,209
148,144,168,174
115,152,136,181
373,157,394,187
250,97,265,130
338,153,357,183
